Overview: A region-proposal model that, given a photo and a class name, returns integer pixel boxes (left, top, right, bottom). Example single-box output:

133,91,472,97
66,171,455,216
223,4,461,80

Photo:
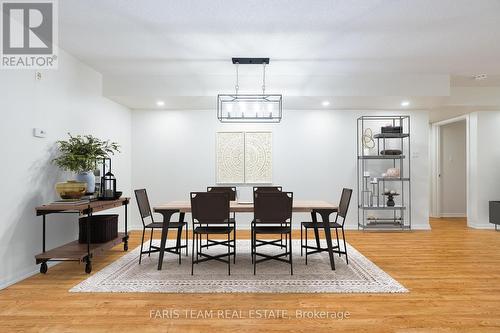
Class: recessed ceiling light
321,101,330,107
400,100,410,107
156,100,165,107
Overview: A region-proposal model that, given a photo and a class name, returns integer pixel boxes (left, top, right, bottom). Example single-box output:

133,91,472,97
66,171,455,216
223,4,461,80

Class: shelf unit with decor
357,115,411,230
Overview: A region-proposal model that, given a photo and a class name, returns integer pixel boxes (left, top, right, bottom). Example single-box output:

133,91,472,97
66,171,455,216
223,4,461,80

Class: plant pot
76,171,95,194
55,181,87,200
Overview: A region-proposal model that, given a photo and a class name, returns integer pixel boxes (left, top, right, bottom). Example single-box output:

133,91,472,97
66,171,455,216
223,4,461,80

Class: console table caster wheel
85,262,92,274
40,262,48,274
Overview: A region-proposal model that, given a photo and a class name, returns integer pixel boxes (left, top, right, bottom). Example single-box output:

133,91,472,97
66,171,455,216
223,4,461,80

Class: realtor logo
1,0,58,69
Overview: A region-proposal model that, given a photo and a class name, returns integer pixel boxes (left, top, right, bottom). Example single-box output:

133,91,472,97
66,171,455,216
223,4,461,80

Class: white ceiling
58,0,500,117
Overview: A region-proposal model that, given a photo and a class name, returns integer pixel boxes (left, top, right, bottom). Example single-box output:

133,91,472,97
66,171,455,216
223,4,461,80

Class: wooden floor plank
1,218,500,332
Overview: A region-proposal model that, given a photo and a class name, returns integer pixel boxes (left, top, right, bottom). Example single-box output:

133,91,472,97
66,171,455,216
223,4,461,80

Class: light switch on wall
33,128,47,138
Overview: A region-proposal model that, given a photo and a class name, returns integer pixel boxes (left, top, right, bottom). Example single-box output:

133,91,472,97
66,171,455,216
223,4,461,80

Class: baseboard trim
467,223,497,230
0,261,60,290
440,213,467,218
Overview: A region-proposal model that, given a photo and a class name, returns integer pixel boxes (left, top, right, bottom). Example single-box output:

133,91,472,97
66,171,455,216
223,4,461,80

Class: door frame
430,114,470,219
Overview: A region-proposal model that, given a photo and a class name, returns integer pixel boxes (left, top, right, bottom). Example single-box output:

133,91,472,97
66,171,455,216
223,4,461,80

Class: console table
35,198,129,274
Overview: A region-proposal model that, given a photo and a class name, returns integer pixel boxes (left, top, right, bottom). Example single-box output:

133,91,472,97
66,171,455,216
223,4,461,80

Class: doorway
439,120,466,217
430,115,469,219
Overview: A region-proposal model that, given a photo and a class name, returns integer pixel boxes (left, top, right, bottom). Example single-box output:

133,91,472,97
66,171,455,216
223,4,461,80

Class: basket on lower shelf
79,214,118,243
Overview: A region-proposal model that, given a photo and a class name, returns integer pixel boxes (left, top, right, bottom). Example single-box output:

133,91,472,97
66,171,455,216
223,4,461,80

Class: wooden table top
36,198,129,215
154,200,337,213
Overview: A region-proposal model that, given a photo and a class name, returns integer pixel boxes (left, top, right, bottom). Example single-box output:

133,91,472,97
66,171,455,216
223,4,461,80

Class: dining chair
190,191,235,275
252,191,294,275
134,189,188,264
206,186,237,263
253,186,282,192
253,186,286,252
300,188,353,264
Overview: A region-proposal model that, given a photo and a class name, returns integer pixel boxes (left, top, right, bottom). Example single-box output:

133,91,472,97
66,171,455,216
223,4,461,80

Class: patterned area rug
71,240,407,293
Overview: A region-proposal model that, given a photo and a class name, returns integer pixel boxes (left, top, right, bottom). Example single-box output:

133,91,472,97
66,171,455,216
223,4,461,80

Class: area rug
70,240,407,293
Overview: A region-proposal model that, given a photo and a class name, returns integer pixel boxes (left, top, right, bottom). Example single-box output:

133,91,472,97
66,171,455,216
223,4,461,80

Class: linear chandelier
217,58,282,123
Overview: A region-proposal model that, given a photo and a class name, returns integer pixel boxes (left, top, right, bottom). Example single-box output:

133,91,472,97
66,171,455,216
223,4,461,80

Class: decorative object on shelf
216,131,272,184
100,158,117,200
362,128,376,155
386,168,400,178
217,58,282,123
381,125,402,134
79,214,118,244
55,180,87,200
53,134,120,194
380,149,402,156
383,191,400,207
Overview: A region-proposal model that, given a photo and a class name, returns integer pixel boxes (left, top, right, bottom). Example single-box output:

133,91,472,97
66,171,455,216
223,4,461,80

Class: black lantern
101,171,116,200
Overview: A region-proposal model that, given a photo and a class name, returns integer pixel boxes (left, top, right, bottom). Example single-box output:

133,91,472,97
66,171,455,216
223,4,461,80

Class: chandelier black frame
217,58,283,123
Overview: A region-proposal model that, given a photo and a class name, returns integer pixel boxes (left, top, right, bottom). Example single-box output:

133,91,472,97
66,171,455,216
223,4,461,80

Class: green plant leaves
52,133,120,173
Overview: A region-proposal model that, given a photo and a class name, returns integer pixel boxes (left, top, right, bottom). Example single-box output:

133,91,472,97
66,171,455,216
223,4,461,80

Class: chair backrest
134,189,153,227
253,186,282,193
338,188,353,223
253,191,293,224
207,186,236,201
190,192,230,225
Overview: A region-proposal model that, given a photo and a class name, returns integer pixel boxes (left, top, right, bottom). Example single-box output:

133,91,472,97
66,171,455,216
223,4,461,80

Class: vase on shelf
55,181,87,200
76,171,95,194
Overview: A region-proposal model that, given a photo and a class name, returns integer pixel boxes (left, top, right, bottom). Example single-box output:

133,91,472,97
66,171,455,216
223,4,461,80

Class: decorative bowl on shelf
113,191,123,199
55,181,87,200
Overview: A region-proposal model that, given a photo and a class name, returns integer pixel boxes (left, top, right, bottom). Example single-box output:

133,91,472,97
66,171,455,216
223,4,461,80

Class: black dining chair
252,191,294,275
253,186,286,252
134,189,188,264
300,188,353,264
190,191,235,275
206,187,237,263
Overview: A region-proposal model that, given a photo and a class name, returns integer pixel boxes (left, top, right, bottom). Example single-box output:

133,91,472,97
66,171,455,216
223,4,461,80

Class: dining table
153,200,339,271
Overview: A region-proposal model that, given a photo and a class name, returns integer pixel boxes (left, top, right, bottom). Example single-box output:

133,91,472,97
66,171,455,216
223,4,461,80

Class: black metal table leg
123,202,129,251
318,210,336,270
42,214,46,253
156,209,179,270
86,207,92,273
311,211,321,249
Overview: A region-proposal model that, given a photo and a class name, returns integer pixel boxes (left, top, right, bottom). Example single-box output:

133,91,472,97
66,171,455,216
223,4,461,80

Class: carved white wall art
216,131,272,184
244,132,272,184
216,132,245,183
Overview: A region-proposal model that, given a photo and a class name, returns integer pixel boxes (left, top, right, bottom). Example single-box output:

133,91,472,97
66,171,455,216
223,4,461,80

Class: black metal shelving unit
357,116,411,230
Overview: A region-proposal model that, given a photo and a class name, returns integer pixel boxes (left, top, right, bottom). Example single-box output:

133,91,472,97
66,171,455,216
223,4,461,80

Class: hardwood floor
1,218,499,332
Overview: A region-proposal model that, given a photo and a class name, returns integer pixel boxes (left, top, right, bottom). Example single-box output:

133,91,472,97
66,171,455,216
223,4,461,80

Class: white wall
468,111,500,228
440,120,467,217
0,50,132,289
131,109,430,230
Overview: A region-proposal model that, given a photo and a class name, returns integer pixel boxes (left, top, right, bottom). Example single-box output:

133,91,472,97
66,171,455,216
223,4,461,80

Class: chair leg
289,230,293,276
335,228,341,257
139,228,145,264
191,232,195,275
280,223,283,246
342,228,349,265
176,226,182,265
305,227,308,265
148,228,153,257
185,223,189,256
253,230,256,275
227,231,231,276
251,227,254,264
300,224,303,256
233,225,236,264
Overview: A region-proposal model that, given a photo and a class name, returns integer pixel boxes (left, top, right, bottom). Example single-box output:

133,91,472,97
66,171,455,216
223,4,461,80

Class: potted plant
53,133,120,199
